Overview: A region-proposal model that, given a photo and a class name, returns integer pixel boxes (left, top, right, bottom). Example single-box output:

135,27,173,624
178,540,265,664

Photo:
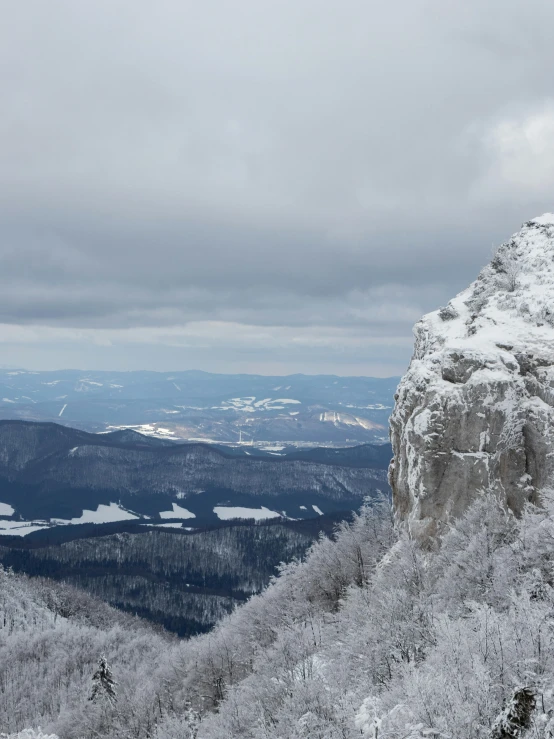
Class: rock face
390,215,554,541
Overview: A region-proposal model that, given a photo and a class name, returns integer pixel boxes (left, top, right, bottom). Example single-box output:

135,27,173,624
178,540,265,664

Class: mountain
0,420,390,535
390,214,554,541
7,217,554,739
0,370,398,446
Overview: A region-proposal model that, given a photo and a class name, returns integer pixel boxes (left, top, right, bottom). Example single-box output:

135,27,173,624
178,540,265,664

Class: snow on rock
390,215,554,541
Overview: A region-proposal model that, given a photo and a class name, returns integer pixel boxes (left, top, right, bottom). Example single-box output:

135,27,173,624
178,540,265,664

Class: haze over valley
0,369,396,446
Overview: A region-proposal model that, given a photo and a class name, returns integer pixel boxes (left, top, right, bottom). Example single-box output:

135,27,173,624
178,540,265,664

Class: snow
68,447,79,456
215,396,301,412
55,503,139,525
213,506,281,521
142,522,185,529
58,404,67,417
173,382,181,391
0,502,15,516
159,503,196,519
420,216,554,361
2,398,15,403
319,411,381,430
0,521,50,536
312,505,324,515
299,505,307,510
105,423,179,439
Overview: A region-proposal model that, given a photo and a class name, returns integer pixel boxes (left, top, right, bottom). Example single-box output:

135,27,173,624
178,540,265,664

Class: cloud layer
2,0,554,374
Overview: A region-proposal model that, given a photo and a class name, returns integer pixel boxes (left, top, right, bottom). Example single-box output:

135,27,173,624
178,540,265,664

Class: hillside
0,421,390,535
5,494,554,738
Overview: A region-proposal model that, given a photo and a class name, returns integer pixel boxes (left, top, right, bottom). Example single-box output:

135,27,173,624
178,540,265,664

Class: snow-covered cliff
390,215,554,541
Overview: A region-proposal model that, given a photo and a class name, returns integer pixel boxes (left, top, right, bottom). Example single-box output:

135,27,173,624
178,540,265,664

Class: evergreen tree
90,656,117,705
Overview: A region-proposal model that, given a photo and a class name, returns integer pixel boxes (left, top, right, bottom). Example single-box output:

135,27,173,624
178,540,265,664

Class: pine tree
90,655,117,705
490,687,536,738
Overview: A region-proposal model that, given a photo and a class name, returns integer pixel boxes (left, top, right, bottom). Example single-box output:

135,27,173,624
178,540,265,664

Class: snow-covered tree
90,656,117,705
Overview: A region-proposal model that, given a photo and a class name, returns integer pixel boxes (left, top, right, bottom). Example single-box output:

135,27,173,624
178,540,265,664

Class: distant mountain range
0,420,391,539
0,369,398,446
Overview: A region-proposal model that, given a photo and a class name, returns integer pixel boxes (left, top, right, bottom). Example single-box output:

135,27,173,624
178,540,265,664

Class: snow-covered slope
390,215,554,540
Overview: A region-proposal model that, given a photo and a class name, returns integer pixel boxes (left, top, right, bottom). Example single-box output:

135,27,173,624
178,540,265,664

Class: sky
1,0,554,377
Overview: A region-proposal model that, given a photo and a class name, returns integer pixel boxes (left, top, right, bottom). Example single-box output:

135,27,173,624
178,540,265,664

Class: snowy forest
3,492,554,738
0,521,322,636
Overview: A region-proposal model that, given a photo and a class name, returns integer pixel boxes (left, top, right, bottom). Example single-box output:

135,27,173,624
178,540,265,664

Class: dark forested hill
0,516,341,636
0,420,391,530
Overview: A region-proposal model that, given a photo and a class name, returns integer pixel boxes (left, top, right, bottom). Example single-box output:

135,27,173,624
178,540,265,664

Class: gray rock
389,215,554,542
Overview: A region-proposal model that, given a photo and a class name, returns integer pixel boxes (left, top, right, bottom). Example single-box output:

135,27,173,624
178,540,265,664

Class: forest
3,492,554,737
0,518,338,635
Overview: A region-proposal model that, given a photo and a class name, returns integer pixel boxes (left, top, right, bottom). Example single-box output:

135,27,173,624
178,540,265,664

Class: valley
0,370,397,446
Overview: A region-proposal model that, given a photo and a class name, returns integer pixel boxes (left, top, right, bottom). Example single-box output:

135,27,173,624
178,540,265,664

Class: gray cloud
1,0,554,374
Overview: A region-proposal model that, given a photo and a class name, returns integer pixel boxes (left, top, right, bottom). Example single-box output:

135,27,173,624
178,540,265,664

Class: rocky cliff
390,214,554,540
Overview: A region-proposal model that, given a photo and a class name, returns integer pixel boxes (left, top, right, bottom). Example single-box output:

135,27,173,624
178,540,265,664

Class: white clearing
0,521,50,536
159,503,196,519
0,502,15,516
213,506,281,521
143,522,185,529
312,505,324,515
299,505,307,510
58,404,67,417
55,503,139,525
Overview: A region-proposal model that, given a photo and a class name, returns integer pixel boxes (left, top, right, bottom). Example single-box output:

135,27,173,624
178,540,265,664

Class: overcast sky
1,0,553,376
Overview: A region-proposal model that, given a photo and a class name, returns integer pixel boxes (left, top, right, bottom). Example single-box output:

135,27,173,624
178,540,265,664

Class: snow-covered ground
0,521,50,536
54,503,139,526
159,503,196,519
0,502,15,516
213,506,281,521
104,423,179,439
213,397,302,412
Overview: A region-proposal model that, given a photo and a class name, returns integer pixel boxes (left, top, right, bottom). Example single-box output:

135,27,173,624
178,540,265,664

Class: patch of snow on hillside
0,502,15,516
105,424,178,439
213,506,281,521
254,398,272,407
0,521,50,536
2,398,15,403
159,503,196,519
58,404,67,416
56,503,139,525
312,505,324,515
